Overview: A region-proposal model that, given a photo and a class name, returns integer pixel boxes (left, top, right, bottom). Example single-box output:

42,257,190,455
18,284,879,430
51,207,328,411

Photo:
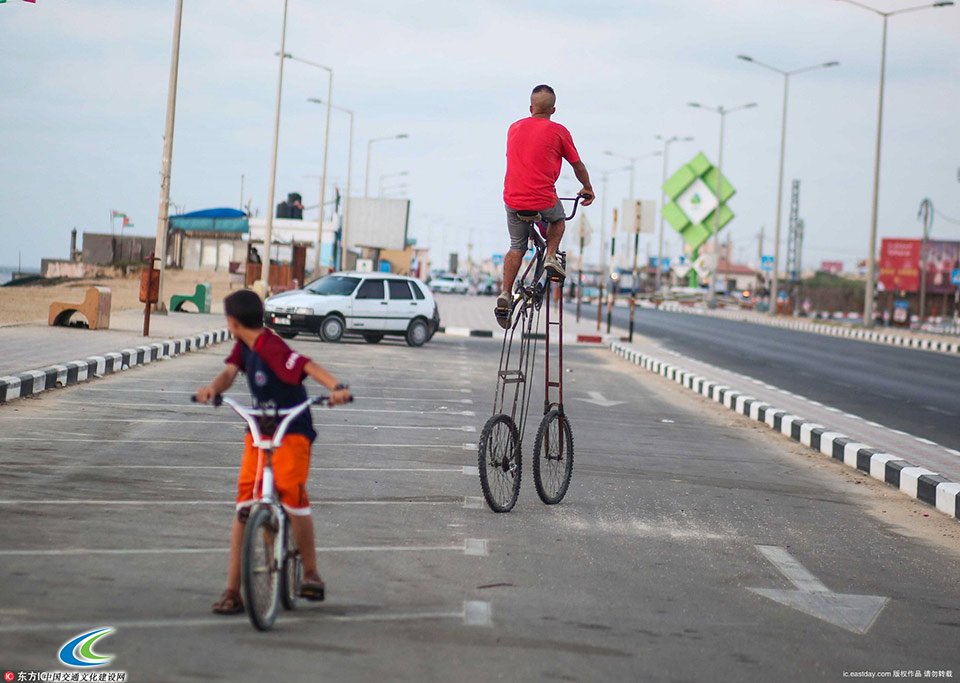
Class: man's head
530,84,556,118
224,289,264,335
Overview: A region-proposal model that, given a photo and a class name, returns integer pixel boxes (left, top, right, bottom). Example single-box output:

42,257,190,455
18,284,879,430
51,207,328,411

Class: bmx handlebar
558,194,589,222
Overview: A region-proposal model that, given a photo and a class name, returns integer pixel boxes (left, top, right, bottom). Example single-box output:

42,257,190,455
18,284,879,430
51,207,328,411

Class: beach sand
0,270,236,326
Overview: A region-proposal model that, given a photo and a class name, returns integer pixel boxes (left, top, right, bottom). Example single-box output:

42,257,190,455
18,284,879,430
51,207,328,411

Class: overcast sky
2,0,958,273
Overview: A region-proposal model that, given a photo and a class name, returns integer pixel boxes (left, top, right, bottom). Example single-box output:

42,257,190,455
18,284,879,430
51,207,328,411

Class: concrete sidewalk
0,308,228,377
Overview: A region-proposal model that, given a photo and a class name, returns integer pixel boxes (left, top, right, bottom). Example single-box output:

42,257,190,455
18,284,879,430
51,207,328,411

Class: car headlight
294,307,314,315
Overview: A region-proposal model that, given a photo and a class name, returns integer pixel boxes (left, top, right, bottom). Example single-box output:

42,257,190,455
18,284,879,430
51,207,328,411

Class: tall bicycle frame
478,197,581,512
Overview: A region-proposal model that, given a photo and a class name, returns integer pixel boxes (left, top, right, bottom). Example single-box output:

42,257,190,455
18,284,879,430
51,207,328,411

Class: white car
264,273,440,347
429,275,469,295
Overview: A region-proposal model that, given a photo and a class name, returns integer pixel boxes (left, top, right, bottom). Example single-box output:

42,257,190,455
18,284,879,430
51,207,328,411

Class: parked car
429,274,469,295
264,273,440,347
474,277,497,296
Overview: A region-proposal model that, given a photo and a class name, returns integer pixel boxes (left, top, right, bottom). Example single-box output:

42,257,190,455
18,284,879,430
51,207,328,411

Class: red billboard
879,238,960,293
819,260,844,275
879,239,920,292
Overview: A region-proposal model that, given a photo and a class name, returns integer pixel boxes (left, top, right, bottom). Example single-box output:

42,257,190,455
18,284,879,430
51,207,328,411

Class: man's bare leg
502,249,525,299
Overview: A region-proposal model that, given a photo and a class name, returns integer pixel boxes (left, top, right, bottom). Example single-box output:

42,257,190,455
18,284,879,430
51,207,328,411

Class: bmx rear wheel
241,506,280,631
533,409,574,505
280,524,302,611
478,413,521,513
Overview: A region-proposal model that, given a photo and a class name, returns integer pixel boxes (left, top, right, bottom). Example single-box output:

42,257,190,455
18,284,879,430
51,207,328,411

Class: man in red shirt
497,84,595,327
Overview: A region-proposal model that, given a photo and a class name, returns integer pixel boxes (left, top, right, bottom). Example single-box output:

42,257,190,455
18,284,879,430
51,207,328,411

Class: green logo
662,152,736,251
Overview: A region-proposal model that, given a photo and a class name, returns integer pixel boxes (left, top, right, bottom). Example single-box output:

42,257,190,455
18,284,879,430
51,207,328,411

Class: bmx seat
516,210,541,222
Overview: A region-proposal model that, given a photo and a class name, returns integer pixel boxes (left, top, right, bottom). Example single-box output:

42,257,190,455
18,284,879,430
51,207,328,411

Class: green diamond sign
662,152,736,251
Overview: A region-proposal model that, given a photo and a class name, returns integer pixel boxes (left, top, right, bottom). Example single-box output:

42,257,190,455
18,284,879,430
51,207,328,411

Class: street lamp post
279,53,333,276
151,0,184,313
365,134,408,198
260,0,291,290
833,0,954,327
308,98,354,271
654,135,694,290
737,55,839,316
688,102,758,304
596,165,632,276
379,171,409,196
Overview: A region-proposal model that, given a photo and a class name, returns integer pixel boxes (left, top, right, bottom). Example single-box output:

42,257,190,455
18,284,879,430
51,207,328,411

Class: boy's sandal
212,589,244,615
299,580,325,602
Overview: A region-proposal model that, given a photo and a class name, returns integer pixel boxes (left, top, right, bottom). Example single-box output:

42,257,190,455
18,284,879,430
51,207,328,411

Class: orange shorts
236,433,312,516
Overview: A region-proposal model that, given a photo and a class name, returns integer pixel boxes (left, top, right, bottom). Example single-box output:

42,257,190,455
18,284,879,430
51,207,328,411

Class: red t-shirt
225,329,311,385
503,117,581,211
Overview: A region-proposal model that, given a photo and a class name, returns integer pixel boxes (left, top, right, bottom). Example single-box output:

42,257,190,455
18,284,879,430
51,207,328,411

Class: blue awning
169,208,248,234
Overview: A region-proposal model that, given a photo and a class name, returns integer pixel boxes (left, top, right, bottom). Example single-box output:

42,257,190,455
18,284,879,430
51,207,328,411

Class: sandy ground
0,270,235,325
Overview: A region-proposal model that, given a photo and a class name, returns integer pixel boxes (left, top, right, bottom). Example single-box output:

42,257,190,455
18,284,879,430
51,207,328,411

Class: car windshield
305,275,361,296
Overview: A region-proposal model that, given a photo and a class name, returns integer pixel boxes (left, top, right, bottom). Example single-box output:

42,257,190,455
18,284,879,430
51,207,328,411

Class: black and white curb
659,303,960,355
437,326,495,338
611,342,960,521
0,328,232,404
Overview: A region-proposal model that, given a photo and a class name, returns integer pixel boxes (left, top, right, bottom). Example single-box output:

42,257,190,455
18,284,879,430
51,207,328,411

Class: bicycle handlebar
558,194,589,222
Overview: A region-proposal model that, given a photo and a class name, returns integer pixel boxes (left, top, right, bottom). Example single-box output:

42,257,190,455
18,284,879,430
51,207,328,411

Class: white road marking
748,545,888,635
462,465,479,476
0,437,472,447
0,543,468,557
463,496,484,509
463,601,493,627
77,386,474,395
915,437,938,446
0,499,461,507
0,464,463,473
924,405,954,416
0,610,469,633
1,418,475,433
463,538,489,557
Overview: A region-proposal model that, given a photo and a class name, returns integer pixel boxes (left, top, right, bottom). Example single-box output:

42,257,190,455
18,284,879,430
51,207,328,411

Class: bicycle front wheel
241,506,281,631
478,413,521,513
533,409,574,504
280,522,302,611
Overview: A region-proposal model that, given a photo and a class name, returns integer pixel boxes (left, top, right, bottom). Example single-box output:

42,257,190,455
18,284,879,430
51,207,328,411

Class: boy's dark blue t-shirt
225,329,316,442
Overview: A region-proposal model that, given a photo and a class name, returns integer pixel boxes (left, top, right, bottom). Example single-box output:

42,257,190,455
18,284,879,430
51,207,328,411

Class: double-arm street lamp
365,134,409,198
833,0,954,327
737,55,839,316
654,135,694,290
308,98,354,271
688,102,758,303
602,149,661,271
278,52,334,275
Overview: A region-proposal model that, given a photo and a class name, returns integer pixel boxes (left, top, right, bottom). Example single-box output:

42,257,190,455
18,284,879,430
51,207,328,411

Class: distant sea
0,266,39,285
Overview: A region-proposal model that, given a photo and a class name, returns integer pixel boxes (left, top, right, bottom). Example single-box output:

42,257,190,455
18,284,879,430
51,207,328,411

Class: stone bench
170,283,212,313
48,286,112,330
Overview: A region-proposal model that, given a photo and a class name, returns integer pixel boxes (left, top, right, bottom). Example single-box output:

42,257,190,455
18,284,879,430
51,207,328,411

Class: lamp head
933,2,953,7
737,54,754,62
824,61,840,68
397,134,409,139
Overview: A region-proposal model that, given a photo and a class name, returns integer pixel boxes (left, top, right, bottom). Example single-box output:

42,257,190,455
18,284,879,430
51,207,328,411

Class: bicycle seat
516,210,541,222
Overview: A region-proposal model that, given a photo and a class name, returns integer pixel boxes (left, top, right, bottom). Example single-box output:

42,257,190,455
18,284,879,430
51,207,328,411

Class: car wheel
319,315,344,343
363,333,384,344
405,319,429,347
277,331,298,340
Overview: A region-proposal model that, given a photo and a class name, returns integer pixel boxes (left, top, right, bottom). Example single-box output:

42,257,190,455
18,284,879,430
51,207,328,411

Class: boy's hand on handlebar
578,187,595,207
195,385,217,404
329,388,352,406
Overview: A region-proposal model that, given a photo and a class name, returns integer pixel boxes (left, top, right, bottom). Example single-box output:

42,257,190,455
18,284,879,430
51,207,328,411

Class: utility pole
756,225,765,300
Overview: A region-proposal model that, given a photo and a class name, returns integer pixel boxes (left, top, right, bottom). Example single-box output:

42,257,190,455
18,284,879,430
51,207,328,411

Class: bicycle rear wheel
241,506,280,631
280,521,302,611
532,409,574,504
478,413,521,513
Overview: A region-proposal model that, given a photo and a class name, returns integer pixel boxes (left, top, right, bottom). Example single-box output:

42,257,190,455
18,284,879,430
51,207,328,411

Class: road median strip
0,328,231,404
611,341,960,521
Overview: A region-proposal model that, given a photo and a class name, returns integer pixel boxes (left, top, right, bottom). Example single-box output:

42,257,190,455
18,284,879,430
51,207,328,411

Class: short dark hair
224,289,264,329
532,84,555,96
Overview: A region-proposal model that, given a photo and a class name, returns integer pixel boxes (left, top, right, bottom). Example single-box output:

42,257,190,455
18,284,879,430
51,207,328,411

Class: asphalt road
0,332,959,681
581,304,960,452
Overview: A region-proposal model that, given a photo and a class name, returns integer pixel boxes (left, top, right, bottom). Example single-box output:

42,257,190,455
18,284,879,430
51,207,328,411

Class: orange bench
48,286,112,330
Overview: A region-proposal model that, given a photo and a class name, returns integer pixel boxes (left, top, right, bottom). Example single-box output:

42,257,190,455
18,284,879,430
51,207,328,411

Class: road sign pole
629,228,640,343
576,234,584,323
607,209,618,335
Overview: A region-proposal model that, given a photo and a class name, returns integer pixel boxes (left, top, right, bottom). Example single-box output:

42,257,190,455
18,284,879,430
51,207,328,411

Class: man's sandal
212,589,244,615
495,293,512,330
300,579,325,602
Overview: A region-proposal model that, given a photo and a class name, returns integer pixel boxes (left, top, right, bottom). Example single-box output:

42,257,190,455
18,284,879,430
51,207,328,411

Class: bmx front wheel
280,525,302,611
533,409,574,505
478,413,521,513
241,506,281,631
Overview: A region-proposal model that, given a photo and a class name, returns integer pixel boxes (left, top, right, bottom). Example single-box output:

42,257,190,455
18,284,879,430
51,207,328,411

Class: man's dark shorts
505,199,565,252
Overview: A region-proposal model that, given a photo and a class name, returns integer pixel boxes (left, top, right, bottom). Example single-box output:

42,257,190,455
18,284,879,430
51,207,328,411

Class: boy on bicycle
196,289,352,615
497,83,595,328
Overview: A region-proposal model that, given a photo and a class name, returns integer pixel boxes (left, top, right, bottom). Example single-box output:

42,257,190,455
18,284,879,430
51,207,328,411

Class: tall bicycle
478,196,582,512
192,393,339,631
